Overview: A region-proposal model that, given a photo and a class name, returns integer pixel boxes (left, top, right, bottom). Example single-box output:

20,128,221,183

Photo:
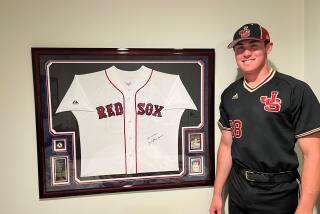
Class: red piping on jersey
104,69,128,174
104,68,154,174
134,69,154,173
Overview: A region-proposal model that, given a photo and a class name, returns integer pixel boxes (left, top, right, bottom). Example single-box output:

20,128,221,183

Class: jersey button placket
125,91,137,174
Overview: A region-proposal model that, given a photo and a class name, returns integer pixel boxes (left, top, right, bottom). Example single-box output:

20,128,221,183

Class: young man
210,23,320,214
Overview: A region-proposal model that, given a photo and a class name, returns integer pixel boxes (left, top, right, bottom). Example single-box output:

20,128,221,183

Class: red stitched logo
239,26,250,38
260,91,282,112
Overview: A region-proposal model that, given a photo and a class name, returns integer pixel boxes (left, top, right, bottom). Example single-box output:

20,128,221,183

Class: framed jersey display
32,48,215,198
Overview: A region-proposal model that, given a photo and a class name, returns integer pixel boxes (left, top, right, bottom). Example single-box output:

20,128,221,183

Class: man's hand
209,194,223,214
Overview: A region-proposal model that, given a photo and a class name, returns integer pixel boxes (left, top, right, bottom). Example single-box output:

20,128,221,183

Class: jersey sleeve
290,82,320,138
55,75,95,114
164,76,197,110
218,91,232,131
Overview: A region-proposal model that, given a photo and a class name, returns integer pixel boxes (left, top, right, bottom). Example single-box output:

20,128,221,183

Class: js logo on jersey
260,91,282,112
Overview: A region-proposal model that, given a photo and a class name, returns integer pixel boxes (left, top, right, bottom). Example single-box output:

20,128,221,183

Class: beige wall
305,0,320,213
305,0,320,98
0,0,317,214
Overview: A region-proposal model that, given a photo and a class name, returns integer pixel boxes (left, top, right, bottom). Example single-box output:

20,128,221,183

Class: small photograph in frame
51,156,70,185
188,132,204,152
52,138,67,152
189,156,204,176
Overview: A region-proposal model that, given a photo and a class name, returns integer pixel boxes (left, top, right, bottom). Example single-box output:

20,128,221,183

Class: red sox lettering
96,102,164,119
96,102,123,119
137,103,164,117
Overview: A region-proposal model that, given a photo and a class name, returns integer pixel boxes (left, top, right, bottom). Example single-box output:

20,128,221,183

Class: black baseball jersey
219,70,320,173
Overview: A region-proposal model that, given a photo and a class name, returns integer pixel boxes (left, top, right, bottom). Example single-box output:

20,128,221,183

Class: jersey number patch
229,120,242,138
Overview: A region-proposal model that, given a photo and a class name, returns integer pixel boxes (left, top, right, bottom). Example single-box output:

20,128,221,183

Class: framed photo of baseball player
32,48,215,198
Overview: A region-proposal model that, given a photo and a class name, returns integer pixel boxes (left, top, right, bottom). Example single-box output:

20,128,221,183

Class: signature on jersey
147,133,164,145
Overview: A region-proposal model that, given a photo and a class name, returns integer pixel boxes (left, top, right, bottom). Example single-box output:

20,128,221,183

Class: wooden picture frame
32,48,215,198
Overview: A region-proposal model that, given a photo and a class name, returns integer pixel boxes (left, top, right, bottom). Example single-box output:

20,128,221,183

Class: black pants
228,166,300,214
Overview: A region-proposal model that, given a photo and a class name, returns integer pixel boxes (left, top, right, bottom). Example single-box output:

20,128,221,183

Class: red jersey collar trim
243,69,275,92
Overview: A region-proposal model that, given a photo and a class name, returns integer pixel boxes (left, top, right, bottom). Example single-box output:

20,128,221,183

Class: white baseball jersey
56,65,197,177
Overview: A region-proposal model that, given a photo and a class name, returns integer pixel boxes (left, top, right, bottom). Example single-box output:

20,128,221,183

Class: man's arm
295,132,320,214
210,130,233,214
